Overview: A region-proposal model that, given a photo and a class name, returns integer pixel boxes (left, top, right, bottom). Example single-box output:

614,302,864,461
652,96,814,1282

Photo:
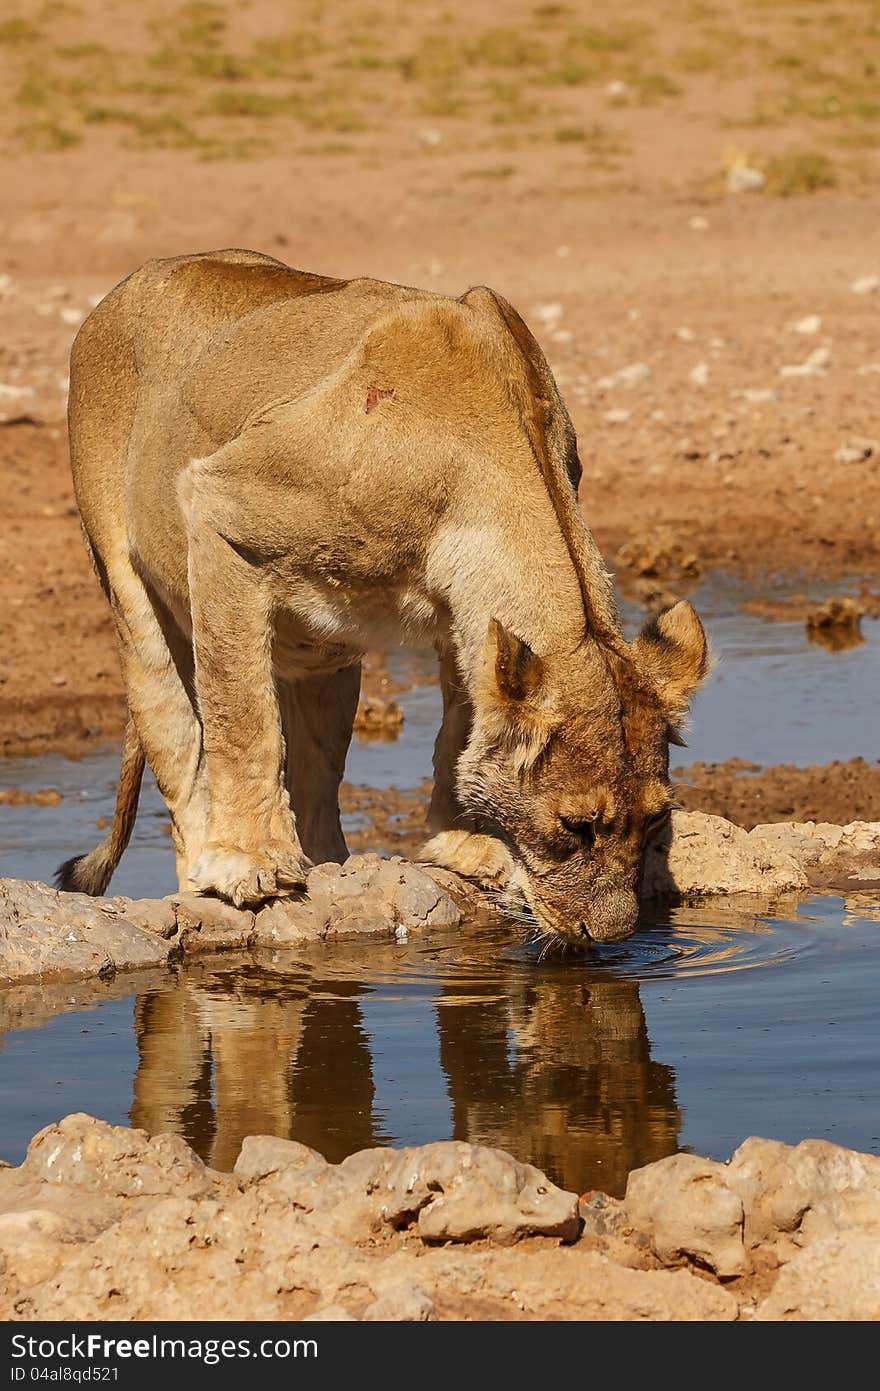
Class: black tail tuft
55,851,113,897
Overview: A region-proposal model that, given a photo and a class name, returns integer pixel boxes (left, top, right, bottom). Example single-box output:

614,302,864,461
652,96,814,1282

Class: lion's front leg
183,481,310,908
417,647,513,889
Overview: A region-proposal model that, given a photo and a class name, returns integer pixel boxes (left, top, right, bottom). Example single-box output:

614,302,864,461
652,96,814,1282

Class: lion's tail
56,716,145,897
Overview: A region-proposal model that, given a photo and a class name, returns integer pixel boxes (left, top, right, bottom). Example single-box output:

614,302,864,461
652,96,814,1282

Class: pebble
738,388,777,403
779,346,832,378
0,273,13,297
726,164,764,194
417,128,443,147
556,245,570,258
676,326,696,341
605,408,631,424
550,328,573,344
790,314,822,335
606,79,629,99
59,307,84,326
689,362,709,387
616,361,651,387
689,216,709,231
532,301,563,326
851,275,879,295
834,437,879,465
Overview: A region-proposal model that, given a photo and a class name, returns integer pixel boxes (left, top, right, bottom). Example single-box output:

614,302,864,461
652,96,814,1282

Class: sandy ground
1,0,878,812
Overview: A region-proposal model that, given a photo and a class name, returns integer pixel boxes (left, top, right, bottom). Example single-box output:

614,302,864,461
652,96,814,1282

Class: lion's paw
188,841,312,908
417,830,513,888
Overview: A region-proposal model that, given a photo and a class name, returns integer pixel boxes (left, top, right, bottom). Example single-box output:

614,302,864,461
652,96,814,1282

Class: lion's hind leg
279,663,361,867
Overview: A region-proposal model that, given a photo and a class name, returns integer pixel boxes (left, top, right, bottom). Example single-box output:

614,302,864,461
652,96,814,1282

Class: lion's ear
632,600,709,719
481,618,545,710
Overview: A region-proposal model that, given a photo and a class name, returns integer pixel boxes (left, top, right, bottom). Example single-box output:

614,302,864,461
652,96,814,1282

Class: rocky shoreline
1,1113,878,1320
1,812,878,989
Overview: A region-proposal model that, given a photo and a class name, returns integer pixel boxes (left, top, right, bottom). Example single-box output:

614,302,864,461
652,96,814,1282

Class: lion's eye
644,809,671,838
560,815,596,848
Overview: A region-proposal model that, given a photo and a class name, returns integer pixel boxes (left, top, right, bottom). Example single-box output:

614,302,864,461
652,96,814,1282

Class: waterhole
2,894,878,1196
1,577,878,1195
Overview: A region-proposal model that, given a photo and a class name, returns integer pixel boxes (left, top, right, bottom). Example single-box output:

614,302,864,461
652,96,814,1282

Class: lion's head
456,599,708,947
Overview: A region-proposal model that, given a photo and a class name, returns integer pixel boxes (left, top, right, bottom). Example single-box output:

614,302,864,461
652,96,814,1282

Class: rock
9,1115,880,1321
780,346,832,378
172,893,255,952
755,1232,880,1320
363,1279,434,1320
0,857,464,986
254,1139,580,1246
234,1135,327,1183
22,1114,223,1201
624,1153,748,1277
532,302,563,326
0,1210,72,1287
739,387,777,403
642,811,809,898
251,896,319,945
605,79,629,99
102,895,177,939
726,164,764,194
834,436,879,465
604,408,631,424
689,362,709,387
615,530,701,581
417,128,443,147
851,274,879,295
790,314,821,334
689,215,709,231
616,361,651,387
805,595,864,639
0,879,175,985
726,1135,880,1253
353,695,403,737
299,855,462,938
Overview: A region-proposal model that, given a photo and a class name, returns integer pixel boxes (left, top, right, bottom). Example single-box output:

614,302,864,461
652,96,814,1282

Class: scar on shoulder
365,386,395,414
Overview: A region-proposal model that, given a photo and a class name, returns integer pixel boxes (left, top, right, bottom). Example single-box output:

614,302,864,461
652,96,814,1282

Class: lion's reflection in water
131,939,680,1197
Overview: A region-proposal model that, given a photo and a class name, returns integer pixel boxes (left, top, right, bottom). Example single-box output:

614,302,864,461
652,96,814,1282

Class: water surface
2,894,877,1196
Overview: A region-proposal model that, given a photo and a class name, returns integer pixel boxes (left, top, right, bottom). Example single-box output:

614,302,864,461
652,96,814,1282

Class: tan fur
62,249,708,941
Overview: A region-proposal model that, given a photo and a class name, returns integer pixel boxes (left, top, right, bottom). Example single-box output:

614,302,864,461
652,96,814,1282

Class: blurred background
1,0,878,812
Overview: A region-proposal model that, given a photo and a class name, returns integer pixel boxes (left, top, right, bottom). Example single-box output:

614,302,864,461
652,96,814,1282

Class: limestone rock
298,855,462,937
172,893,255,952
727,1135,880,1251
304,1305,359,1321
624,1153,748,1277
234,1135,327,1183
755,1232,880,1320
0,879,175,985
363,1279,434,1320
642,811,808,898
245,1138,579,1245
22,1113,224,1200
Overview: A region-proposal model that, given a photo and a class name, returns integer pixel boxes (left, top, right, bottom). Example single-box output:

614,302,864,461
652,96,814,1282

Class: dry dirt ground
1,0,879,809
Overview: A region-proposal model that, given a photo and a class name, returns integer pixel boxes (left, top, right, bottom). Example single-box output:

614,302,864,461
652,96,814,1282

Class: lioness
58,249,707,946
